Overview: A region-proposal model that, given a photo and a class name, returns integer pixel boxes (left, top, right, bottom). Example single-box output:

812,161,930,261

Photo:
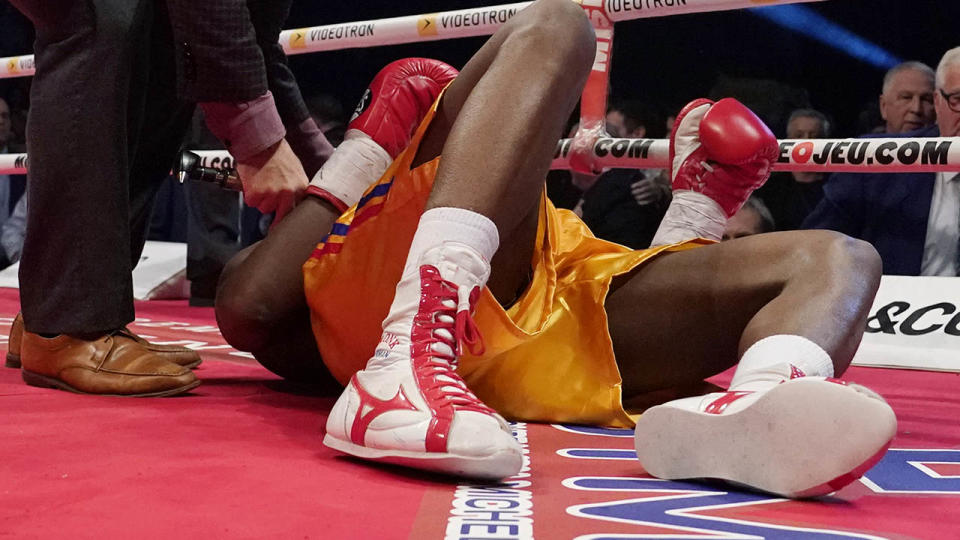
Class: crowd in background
547,54,960,281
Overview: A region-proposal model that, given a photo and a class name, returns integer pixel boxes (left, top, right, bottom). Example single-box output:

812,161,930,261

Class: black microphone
176,150,243,191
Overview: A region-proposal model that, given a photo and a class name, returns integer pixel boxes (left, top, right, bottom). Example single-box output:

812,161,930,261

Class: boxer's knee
830,234,883,291
788,230,882,294
511,0,595,79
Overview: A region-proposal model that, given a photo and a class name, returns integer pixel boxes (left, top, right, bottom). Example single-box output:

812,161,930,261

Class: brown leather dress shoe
115,327,203,369
20,330,201,397
6,313,202,369
5,313,23,368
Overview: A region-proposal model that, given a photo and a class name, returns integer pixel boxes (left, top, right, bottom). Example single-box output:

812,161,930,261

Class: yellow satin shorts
303,97,705,428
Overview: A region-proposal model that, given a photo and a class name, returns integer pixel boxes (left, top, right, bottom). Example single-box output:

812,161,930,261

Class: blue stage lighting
751,4,902,69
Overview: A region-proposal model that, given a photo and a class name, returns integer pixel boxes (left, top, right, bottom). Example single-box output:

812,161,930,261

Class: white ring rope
3,136,960,176
3,0,957,179
552,136,960,173
0,0,823,79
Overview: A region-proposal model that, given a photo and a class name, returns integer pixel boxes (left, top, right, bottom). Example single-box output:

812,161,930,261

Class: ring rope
0,0,823,80
4,0,956,180
4,136,960,176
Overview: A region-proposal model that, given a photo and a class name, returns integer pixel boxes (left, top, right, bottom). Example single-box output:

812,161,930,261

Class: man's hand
236,139,308,223
630,175,661,206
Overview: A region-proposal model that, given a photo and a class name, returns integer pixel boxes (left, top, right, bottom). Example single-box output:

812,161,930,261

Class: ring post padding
569,0,614,175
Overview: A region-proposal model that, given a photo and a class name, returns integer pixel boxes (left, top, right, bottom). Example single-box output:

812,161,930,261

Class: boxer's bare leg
616,228,894,498
412,0,593,302
606,230,882,398
322,0,595,478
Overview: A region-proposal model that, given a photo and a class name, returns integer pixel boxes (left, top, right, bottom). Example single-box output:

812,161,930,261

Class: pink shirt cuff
200,91,285,161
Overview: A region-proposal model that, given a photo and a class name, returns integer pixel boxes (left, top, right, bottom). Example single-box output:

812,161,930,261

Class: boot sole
21,369,202,398
634,378,897,498
323,433,522,480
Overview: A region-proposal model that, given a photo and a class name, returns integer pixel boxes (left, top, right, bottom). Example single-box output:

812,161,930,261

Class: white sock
369,207,499,371
728,335,835,392
398,207,499,280
651,190,726,246
309,129,392,208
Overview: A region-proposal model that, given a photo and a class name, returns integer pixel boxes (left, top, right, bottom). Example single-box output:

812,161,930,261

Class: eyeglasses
941,89,960,113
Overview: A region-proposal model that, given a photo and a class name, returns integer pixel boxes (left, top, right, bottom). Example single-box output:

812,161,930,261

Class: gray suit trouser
11,0,194,334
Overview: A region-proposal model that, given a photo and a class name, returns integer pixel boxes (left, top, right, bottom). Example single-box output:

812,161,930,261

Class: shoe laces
412,266,493,415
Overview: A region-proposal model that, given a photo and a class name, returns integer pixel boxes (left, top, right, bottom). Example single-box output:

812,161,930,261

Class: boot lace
412,266,494,415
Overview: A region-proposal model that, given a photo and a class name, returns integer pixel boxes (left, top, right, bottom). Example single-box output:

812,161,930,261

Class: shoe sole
634,378,897,498
21,369,202,398
7,353,201,370
175,358,202,370
323,433,522,480
5,352,20,369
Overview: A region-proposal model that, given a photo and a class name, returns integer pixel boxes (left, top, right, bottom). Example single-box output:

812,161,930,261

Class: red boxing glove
669,98,778,217
348,57,459,159
307,58,459,211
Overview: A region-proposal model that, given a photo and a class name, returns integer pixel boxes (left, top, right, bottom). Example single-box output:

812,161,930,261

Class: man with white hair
936,48,960,139
879,61,936,134
805,47,960,276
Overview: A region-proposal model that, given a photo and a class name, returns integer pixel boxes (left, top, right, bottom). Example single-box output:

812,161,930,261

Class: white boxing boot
324,242,522,480
634,375,897,498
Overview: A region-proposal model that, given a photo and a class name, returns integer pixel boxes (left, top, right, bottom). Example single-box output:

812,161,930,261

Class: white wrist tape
651,190,726,246
309,129,392,208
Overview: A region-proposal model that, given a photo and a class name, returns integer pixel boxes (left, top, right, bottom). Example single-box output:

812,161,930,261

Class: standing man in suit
8,0,332,396
803,47,960,276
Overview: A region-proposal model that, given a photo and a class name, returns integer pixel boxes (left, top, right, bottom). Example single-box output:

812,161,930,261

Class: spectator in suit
0,97,27,268
0,191,26,269
0,98,25,223
754,108,831,231
722,196,775,241
803,47,960,276
879,61,936,134
8,0,333,396
545,120,588,210
577,101,671,249
0,97,11,148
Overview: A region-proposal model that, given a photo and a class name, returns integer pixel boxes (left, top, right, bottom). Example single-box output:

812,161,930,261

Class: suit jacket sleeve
246,0,310,126
801,171,867,237
167,0,269,103
246,0,335,175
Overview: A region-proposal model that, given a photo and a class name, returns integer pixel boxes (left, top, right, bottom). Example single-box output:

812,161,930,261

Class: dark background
1,0,957,138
